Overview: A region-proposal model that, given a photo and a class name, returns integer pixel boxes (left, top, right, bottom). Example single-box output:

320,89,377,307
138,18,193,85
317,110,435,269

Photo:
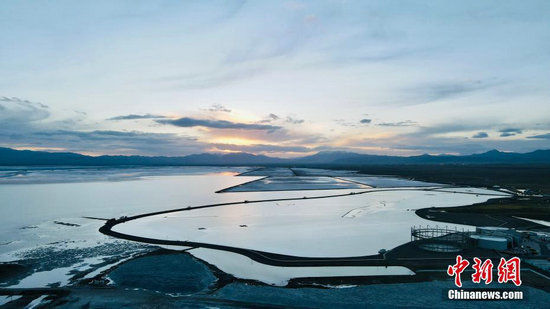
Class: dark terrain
354,164,550,194
2,147,550,166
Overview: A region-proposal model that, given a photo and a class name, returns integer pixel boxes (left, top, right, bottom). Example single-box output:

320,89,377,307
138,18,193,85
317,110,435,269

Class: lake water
0,166,546,308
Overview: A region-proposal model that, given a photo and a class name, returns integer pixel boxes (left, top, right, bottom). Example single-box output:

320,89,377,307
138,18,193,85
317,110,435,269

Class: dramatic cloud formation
157,117,281,131
1,127,203,156
108,114,167,120
1,2,549,156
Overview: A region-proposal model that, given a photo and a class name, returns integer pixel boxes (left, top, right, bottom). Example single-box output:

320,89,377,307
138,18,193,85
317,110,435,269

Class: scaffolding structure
411,225,471,252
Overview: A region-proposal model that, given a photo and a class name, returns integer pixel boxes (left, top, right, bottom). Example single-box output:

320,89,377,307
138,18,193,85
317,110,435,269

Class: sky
1,0,550,157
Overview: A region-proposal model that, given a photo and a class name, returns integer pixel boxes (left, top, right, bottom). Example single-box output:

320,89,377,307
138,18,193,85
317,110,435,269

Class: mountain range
1,147,550,166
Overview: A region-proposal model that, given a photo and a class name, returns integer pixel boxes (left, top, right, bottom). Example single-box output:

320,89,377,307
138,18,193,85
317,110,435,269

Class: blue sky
1,1,550,157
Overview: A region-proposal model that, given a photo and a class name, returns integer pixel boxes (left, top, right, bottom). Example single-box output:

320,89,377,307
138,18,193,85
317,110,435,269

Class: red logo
447,256,521,287
472,257,493,284
447,255,470,287
497,257,522,286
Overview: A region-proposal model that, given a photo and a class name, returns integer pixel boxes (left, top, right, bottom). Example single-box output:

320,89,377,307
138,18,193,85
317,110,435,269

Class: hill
1,147,550,166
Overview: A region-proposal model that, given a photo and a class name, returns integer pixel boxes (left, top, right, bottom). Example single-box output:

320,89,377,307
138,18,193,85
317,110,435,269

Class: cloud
286,116,304,124
0,97,207,156
0,96,48,109
42,130,174,139
157,117,281,131
209,141,339,156
7,129,203,156
399,80,502,106
334,119,355,127
413,122,491,136
472,132,488,138
207,104,232,113
499,132,515,137
222,16,315,66
210,143,314,154
0,96,50,124
499,128,522,137
268,113,280,120
344,118,550,155
159,66,265,90
425,81,486,101
360,118,372,124
351,131,550,156
108,114,167,120
499,128,522,133
258,113,280,123
377,120,418,127
527,133,550,139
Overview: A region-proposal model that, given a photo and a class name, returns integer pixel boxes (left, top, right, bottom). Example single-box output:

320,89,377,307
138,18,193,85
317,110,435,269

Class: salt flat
114,188,505,258
221,176,372,192
238,167,296,177
291,168,360,177
339,176,441,188
111,179,510,285
0,167,513,288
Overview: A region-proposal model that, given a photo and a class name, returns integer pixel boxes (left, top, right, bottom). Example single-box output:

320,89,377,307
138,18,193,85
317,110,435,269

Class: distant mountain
1,147,550,166
292,151,366,164
0,147,284,166
174,152,285,165
323,149,550,165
